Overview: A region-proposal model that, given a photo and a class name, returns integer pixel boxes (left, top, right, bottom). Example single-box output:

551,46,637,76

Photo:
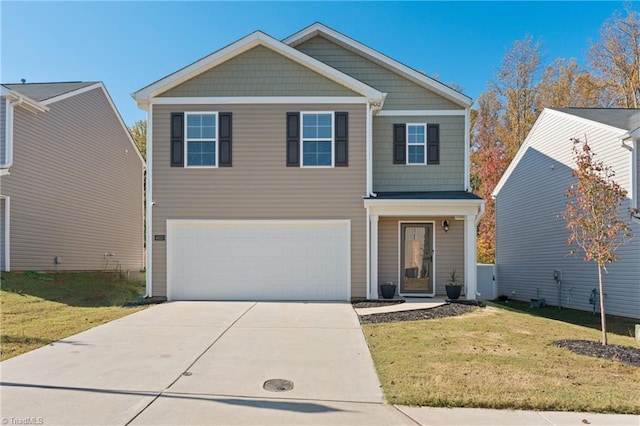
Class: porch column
370,213,379,299
465,214,477,300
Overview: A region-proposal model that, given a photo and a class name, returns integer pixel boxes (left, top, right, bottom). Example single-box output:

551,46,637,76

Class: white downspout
1,98,16,171
366,102,374,196
464,107,470,191
366,205,371,300
145,104,153,297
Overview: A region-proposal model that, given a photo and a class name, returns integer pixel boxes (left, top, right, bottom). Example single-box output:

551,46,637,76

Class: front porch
364,192,485,301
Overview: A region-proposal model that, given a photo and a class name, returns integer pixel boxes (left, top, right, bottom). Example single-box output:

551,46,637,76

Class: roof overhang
133,30,385,110
284,23,472,108
1,86,49,113
364,197,485,217
492,108,630,197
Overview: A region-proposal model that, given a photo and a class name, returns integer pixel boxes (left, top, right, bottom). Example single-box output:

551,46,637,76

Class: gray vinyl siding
294,35,462,110
0,88,144,272
151,103,367,298
161,46,358,98
373,115,465,192
495,113,640,319
378,216,464,296
0,98,6,165
0,198,5,271
637,141,640,204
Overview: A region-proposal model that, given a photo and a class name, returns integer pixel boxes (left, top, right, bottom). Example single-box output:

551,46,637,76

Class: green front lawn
1,272,148,360
363,304,640,414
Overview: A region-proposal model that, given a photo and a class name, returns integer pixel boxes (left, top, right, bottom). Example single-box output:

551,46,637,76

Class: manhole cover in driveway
263,378,294,392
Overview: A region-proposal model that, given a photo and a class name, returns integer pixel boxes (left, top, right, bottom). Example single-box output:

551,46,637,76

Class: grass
493,300,638,337
1,271,148,360
363,303,640,414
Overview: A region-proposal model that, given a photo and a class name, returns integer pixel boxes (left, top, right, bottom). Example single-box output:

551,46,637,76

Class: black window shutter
171,112,184,167
286,112,300,167
427,124,440,165
219,112,232,167
334,112,348,166
393,123,406,164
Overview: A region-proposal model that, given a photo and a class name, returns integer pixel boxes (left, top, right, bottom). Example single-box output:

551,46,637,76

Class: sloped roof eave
283,23,472,108
133,31,384,105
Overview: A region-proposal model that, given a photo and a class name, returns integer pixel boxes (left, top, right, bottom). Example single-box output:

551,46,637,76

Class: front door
400,223,434,296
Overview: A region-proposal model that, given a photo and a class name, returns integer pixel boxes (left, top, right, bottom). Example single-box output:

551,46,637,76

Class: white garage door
167,220,350,301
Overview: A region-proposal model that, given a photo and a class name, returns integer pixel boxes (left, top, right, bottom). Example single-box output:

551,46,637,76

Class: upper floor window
186,112,217,167
302,112,334,167
407,124,426,165
393,122,439,165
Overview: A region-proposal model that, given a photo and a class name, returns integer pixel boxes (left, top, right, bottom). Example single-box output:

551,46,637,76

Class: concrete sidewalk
396,406,639,425
1,301,638,425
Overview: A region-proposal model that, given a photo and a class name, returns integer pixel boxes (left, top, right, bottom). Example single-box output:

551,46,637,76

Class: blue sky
1,1,628,126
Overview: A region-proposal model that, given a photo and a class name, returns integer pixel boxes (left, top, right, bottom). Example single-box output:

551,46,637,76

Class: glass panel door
400,223,434,295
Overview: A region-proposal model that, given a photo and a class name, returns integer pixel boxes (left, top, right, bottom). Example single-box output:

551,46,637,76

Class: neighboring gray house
493,108,640,319
133,23,484,301
0,82,145,273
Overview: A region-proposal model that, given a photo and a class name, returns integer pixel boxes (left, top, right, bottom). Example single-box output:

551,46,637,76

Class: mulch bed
554,339,640,367
351,299,405,309
358,303,478,324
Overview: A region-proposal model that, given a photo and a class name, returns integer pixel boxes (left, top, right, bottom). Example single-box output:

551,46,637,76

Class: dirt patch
554,339,640,367
358,303,478,324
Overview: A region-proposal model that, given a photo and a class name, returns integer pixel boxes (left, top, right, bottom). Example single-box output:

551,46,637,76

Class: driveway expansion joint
124,302,258,425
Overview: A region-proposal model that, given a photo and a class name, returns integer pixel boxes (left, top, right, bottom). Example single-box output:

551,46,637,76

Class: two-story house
1,82,144,273
133,23,484,301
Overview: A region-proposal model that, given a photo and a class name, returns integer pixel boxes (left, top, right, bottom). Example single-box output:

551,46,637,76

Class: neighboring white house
493,108,639,319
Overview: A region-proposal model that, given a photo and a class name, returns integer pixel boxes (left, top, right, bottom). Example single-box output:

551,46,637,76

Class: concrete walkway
1,301,638,425
354,298,447,316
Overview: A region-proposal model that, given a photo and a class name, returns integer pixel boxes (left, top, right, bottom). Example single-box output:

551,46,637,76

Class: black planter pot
380,283,397,299
445,284,462,300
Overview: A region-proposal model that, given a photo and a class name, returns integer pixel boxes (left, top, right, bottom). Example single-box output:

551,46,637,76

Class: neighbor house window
407,124,426,165
185,112,217,167
301,112,334,167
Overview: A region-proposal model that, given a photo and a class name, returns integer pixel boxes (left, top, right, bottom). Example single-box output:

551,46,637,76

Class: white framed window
185,112,218,168
407,123,426,165
301,112,334,167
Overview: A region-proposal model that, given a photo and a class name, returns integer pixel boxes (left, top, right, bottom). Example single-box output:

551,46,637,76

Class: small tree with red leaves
564,138,633,345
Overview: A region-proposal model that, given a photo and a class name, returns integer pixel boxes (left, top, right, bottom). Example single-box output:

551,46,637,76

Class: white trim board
150,96,369,105
40,82,102,106
377,110,465,117
284,23,472,108
145,104,153,297
133,31,384,106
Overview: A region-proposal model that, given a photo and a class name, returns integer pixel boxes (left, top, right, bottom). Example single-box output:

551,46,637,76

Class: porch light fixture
442,220,450,233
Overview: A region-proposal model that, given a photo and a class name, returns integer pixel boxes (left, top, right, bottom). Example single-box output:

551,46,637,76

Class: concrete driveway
1,302,412,425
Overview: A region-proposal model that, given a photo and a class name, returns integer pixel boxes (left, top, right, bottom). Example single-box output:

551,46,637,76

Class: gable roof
2,81,98,103
551,108,640,132
133,30,384,107
3,81,145,165
283,23,472,108
492,108,635,197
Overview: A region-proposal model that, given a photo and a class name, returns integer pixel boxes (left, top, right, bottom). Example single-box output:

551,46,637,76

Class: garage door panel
168,221,349,301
